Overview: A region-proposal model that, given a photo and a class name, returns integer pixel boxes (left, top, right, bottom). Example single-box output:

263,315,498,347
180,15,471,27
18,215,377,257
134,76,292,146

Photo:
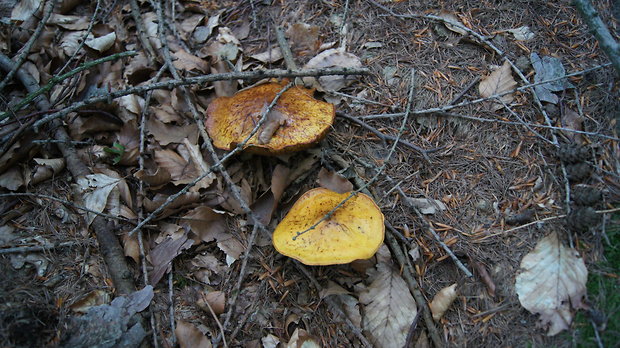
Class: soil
0,0,618,347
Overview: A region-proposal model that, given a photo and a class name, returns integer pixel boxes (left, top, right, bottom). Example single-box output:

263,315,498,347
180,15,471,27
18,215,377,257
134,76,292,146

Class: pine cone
566,162,591,182
556,144,590,163
566,206,600,232
572,186,602,206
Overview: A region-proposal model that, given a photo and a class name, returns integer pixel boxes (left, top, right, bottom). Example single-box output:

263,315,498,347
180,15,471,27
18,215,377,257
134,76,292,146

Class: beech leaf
359,262,417,348
515,232,588,336
478,60,518,111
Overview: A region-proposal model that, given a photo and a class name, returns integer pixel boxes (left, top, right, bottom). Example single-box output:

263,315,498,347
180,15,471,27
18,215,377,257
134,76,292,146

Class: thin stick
56,0,102,75
275,25,298,70
0,0,55,92
411,206,473,278
384,231,443,347
130,0,157,60
32,66,369,130
200,292,229,348
0,241,88,254
294,69,417,240
1,51,137,121
295,262,373,347
168,268,176,346
574,0,620,74
449,76,480,105
0,192,136,223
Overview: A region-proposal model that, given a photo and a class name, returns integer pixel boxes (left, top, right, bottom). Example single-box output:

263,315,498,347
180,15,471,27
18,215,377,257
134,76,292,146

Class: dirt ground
0,0,619,347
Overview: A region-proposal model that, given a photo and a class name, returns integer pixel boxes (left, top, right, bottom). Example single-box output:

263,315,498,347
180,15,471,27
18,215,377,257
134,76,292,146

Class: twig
200,292,229,348
410,207,473,278
337,111,440,160
574,0,620,74
0,241,89,254
168,268,176,346
0,192,135,223
0,0,55,92
32,66,370,130
56,0,102,75
0,53,137,296
275,25,298,70
404,311,421,348
295,262,373,347
130,0,157,60
293,69,417,240
384,231,443,347
1,51,138,121
449,76,480,105
339,0,350,49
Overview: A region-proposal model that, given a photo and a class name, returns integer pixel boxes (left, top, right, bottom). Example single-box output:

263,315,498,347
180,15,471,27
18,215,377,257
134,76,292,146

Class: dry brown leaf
561,107,585,144
122,233,140,264
429,283,458,321
175,320,212,348
0,167,25,191
182,139,216,191
438,11,468,35
286,22,320,52
147,117,198,146
173,49,210,73
134,160,172,188
142,192,201,218
11,0,42,21
31,158,65,185
286,328,321,348
317,167,353,193
153,149,199,186
124,52,155,85
179,14,205,40
48,14,90,30
197,291,226,315
250,47,283,63
149,232,194,285
515,232,588,336
478,60,518,111
77,173,121,226
217,234,244,266
85,32,116,52
183,206,227,243
69,289,111,314
359,262,417,348
258,106,288,145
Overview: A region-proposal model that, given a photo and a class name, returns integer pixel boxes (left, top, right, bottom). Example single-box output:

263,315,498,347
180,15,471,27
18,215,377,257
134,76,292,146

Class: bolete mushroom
205,81,335,155
272,188,384,265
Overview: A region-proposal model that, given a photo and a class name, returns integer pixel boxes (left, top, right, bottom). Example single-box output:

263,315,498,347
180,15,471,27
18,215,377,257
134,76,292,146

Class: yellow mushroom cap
272,188,385,265
205,81,335,155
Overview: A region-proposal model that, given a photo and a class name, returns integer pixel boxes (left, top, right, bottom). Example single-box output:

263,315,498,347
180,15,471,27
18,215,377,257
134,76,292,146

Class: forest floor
0,0,619,347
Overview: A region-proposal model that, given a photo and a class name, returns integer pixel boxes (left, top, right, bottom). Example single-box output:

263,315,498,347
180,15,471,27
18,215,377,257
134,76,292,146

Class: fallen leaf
197,290,226,315
286,328,321,348
317,167,353,193
122,233,140,264
438,11,468,35
250,47,283,63
153,149,199,186
561,107,585,144
175,320,212,348
406,197,447,214
142,192,200,217
302,48,362,92
359,262,417,348
286,22,320,52
515,232,588,336
173,49,210,73
11,0,41,21
505,26,535,41
261,334,280,348
0,166,25,191
85,32,116,52
478,60,518,111
250,164,290,225
183,206,227,243
134,166,172,188
531,53,574,104
217,234,244,266
48,14,90,30
179,14,205,40
77,173,121,226
429,283,458,321
182,139,216,191
70,290,111,314
149,232,194,285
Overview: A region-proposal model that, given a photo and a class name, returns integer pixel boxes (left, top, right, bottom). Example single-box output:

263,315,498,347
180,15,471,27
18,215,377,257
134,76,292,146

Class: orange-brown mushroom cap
272,188,385,265
205,81,335,155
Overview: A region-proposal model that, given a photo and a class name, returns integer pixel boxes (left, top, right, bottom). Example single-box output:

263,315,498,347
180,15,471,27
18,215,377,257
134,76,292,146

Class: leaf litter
0,0,617,347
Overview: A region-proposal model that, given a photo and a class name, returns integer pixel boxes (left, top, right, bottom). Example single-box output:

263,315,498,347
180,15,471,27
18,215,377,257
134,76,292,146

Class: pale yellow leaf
515,232,588,336
429,283,457,321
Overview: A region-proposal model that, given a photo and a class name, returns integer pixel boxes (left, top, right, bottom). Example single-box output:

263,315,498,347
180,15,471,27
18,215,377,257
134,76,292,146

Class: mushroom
205,81,335,155
272,188,384,265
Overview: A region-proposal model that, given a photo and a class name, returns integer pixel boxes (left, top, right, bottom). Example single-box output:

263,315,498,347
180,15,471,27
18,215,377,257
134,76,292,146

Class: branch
574,0,620,74
31,66,369,130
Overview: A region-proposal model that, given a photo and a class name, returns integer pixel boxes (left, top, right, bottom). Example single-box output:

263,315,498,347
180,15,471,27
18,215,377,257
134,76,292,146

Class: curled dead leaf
429,283,458,321
478,60,518,111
